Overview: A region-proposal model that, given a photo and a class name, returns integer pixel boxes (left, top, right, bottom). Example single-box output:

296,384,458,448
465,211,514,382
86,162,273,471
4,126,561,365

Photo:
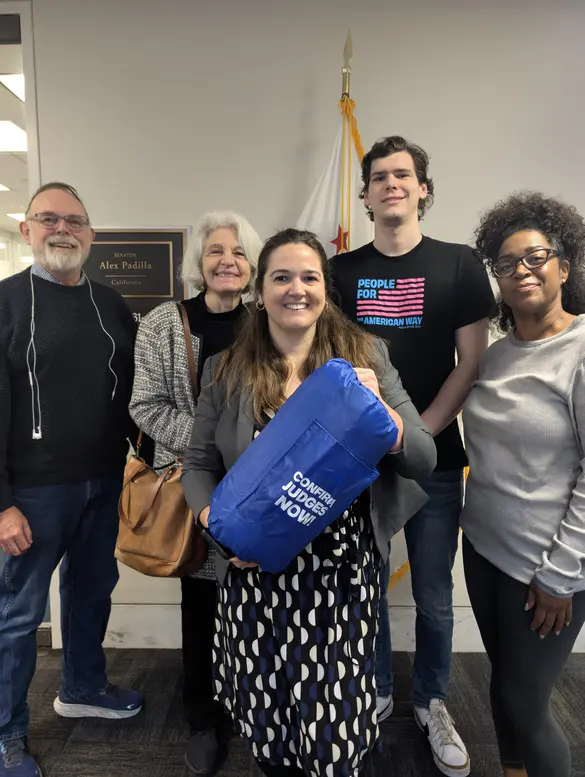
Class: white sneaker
414,699,470,777
376,694,394,723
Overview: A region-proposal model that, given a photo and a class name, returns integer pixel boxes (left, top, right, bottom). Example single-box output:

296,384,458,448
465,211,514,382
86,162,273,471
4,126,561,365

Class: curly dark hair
359,136,435,221
474,191,585,333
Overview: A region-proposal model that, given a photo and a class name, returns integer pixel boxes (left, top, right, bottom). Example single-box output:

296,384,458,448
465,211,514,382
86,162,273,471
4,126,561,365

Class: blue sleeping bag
208,358,398,573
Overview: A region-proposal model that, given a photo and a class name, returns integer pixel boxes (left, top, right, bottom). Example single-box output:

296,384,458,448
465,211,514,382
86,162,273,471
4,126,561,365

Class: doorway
0,0,44,639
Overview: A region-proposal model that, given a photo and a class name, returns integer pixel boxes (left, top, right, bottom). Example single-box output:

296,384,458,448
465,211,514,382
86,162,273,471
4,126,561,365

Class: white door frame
1,1,41,190
2,0,45,625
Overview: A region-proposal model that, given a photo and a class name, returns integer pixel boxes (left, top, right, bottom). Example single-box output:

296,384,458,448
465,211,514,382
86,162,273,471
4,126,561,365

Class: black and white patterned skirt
212,498,381,777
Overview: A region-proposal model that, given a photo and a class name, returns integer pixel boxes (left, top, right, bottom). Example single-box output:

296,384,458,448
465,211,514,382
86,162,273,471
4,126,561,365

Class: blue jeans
0,474,121,742
375,469,463,708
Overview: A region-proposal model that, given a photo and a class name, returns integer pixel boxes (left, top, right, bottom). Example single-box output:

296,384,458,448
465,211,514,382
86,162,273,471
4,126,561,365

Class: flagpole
339,33,364,162
340,32,354,249
340,33,349,247
339,33,410,591
342,30,352,97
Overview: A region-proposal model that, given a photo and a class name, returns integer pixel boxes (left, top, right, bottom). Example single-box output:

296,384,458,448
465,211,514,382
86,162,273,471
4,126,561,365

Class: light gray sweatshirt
461,315,585,597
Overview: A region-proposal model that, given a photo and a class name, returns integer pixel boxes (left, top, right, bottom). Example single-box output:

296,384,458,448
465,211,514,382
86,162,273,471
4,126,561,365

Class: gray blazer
182,338,436,579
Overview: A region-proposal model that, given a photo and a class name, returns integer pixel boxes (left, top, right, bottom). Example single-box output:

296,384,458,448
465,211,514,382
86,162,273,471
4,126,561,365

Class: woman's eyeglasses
493,248,561,279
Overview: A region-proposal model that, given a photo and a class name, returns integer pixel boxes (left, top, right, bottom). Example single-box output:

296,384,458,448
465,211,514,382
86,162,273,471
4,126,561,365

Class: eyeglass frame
26,211,91,232
492,247,563,279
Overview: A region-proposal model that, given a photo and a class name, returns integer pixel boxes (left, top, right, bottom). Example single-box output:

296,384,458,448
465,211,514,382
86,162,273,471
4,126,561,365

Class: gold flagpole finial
342,30,353,97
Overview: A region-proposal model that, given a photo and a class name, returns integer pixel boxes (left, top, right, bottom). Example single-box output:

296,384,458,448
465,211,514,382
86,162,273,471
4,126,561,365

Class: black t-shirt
180,293,248,382
331,236,494,470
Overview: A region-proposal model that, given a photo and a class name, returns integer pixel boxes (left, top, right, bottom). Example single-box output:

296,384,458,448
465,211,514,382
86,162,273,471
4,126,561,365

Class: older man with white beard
0,183,142,777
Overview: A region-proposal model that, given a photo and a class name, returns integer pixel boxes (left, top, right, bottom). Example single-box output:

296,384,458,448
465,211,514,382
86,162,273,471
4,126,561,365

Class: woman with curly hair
461,192,585,777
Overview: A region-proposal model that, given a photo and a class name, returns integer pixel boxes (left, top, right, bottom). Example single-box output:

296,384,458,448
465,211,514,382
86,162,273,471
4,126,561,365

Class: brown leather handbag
115,303,207,577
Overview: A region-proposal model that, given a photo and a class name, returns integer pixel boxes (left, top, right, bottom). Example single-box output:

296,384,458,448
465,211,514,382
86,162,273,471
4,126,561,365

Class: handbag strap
120,463,177,530
177,302,199,401
135,431,143,457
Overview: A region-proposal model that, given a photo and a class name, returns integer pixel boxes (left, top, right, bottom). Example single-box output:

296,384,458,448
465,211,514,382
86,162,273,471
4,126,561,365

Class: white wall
30,0,585,240
30,0,585,649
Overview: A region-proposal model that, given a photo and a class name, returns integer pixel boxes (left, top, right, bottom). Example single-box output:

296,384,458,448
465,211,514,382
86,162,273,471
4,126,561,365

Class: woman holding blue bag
182,228,436,777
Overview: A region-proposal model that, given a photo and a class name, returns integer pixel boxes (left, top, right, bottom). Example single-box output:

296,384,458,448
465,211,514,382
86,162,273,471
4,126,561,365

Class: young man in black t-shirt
332,136,494,777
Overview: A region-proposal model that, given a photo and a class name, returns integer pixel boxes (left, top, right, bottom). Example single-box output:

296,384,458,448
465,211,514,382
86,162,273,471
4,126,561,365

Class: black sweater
181,292,247,382
0,269,135,510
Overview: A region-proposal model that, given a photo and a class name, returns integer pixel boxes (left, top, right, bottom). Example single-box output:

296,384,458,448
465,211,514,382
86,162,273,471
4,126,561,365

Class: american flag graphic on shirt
356,277,426,329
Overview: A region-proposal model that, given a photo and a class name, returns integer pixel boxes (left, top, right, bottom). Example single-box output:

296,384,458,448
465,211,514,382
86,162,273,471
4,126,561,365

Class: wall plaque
84,227,189,323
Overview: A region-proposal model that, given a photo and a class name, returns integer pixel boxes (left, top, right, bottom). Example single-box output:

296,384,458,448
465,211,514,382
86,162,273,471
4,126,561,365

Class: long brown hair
216,228,380,421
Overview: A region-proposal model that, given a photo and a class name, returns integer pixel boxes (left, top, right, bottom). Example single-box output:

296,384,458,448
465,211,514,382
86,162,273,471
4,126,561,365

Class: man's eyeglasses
27,212,90,232
493,248,561,279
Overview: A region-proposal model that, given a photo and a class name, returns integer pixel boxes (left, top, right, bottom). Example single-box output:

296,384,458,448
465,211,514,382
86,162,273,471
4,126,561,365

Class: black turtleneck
180,292,248,381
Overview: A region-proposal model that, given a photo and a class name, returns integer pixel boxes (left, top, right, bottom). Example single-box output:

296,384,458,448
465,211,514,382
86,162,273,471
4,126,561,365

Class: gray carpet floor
27,649,585,776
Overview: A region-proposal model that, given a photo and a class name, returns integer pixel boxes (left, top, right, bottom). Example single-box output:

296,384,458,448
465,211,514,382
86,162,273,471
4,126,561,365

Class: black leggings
463,535,585,777
181,576,224,732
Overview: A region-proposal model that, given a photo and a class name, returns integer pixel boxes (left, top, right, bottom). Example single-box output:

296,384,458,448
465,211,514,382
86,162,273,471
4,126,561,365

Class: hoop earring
256,300,265,311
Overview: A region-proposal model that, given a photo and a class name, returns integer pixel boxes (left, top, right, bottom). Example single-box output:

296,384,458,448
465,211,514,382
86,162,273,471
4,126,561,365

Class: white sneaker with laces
375,694,394,723
414,699,470,777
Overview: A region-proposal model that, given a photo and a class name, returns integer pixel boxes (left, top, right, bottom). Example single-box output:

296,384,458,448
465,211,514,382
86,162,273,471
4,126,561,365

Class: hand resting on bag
198,506,258,570
353,368,404,451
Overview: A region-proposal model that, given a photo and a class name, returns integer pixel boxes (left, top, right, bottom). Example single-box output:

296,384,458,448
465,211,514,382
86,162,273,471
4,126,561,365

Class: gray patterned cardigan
129,301,215,579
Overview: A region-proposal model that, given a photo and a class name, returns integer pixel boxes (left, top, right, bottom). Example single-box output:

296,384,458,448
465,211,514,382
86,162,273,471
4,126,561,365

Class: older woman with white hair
130,210,262,775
